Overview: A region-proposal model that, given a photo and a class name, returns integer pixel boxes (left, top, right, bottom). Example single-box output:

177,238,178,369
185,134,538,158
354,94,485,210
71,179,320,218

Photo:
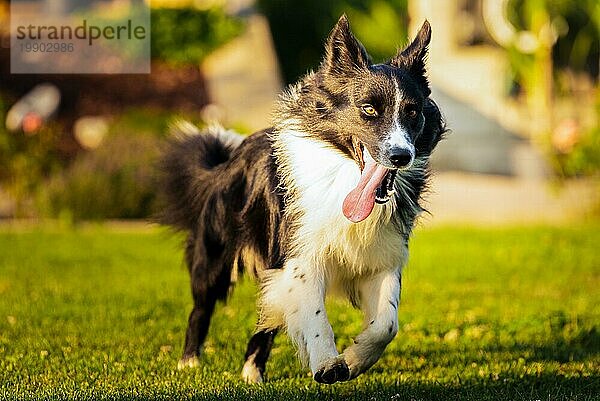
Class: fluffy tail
158,122,244,232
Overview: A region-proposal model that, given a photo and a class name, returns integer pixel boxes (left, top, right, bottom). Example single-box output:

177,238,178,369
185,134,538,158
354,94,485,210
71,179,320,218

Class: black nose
389,148,413,168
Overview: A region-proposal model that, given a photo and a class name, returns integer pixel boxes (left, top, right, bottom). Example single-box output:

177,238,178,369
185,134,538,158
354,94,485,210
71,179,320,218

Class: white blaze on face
384,80,415,163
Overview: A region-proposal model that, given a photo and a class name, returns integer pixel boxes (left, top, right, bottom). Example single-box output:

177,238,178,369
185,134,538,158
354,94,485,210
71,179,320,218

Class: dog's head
318,15,441,162
276,15,445,222
304,15,444,222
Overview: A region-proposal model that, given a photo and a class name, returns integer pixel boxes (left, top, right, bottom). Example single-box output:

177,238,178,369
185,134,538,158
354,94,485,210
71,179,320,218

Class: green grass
0,224,598,400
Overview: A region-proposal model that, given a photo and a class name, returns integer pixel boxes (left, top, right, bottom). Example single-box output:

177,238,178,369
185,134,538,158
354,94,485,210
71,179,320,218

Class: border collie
160,15,445,384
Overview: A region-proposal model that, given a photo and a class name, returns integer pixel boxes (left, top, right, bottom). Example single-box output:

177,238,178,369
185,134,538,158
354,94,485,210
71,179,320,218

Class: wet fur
159,15,446,383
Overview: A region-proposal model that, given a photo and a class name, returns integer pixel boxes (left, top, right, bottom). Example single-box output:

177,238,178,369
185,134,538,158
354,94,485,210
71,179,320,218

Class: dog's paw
313,356,350,384
241,360,264,384
177,355,200,370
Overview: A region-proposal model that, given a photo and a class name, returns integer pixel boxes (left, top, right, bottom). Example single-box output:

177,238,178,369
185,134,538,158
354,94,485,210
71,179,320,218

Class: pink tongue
342,158,389,223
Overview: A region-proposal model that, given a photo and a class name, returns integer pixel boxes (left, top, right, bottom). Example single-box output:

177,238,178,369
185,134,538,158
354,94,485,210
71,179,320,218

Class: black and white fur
159,15,446,384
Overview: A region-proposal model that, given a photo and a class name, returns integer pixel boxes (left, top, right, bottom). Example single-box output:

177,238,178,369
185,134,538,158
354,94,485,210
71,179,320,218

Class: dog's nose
389,148,413,168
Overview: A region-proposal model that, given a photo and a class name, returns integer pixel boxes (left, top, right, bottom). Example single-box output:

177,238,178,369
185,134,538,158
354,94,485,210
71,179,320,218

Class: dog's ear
416,98,445,156
323,14,371,77
391,20,431,92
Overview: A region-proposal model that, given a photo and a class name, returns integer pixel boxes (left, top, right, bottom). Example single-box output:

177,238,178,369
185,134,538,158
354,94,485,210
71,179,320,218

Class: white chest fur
275,131,408,277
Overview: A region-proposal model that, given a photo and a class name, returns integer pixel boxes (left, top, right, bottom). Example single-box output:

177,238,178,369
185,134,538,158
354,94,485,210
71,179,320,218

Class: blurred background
0,0,598,225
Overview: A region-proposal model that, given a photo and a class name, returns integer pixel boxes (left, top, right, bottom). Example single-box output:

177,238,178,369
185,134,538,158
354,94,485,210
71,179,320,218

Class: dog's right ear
322,14,371,78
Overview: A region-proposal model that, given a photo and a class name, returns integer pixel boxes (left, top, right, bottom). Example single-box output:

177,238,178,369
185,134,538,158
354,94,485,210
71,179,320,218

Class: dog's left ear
391,21,431,93
323,14,371,78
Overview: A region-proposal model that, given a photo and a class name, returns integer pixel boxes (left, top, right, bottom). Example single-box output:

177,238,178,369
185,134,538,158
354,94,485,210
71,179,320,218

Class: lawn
0,223,598,400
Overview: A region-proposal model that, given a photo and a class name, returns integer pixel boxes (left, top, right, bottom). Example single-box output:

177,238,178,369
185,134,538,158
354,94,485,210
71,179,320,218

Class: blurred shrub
558,126,600,177
80,5,242,65
501,0,599,179
257,0,408,83
38,107,206,221
1,6,242,219
40,133,161,220
554,94,600,178
506,0,599,86
151,7,244,65
0,95,65,216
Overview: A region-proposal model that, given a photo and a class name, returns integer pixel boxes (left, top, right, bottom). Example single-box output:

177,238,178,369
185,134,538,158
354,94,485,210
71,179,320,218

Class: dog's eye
405,106,420,119
361,104,378,117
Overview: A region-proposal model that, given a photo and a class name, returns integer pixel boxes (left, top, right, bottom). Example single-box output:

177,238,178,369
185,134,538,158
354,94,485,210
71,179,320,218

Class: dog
159,15,445,384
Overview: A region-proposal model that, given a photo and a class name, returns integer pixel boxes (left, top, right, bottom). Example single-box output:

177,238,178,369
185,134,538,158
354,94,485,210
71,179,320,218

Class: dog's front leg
342,268,401,379
278,259,349,384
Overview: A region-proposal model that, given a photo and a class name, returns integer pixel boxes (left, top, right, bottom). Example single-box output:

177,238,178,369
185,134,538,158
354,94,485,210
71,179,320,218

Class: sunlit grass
0,224,598,400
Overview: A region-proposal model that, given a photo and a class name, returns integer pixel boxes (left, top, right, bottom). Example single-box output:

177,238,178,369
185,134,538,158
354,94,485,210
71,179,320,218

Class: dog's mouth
375,169,397,204
342,141,397,223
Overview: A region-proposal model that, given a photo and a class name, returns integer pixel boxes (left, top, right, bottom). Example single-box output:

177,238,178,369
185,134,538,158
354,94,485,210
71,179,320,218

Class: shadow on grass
9,374,597,401
508,327,600,363
412,325,600,365
242,375,599,401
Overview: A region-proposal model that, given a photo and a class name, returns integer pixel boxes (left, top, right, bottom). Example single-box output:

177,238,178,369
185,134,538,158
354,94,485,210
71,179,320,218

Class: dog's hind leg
179,239,231,369
178,281,219,369
241,328,278,383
